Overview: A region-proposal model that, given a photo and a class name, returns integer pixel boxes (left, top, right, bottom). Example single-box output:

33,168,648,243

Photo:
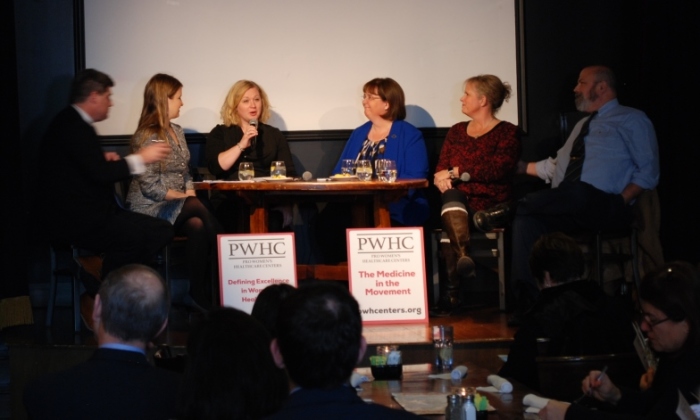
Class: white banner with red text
347,228,428,325
217,233,298,313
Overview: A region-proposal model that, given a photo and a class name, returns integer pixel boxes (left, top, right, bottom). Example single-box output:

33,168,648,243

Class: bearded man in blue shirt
505,65,660,320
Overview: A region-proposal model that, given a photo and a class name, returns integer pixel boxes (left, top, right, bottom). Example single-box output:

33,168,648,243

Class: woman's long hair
133,73,182,148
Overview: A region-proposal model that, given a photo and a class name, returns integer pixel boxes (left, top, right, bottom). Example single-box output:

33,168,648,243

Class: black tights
173,197,223,302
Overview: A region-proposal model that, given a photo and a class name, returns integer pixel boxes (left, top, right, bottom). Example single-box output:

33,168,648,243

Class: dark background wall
3,0,699,296
518,0,700,263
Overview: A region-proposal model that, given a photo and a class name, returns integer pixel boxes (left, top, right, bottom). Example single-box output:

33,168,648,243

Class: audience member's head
93,264,169,347
529,232,586,288
251,283,296,337
272,282,365,390
179,307,288,420
639,261,700,354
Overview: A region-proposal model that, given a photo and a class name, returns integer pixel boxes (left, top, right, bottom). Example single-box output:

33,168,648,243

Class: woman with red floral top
434,74,520,313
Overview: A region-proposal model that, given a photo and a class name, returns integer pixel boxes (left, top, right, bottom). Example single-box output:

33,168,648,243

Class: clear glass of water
433,325,454,372
341,159,355,176
385,160,397,182
375,159,388,182
270,161,286,178
356,160,372,181
238,162,254,181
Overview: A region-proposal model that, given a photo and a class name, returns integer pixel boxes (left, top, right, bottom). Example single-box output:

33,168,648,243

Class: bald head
97,264,170,344
573,65,617,112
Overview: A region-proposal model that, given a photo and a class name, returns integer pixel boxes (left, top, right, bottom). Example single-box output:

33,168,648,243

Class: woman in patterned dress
433,74,521,313
127,73,222,310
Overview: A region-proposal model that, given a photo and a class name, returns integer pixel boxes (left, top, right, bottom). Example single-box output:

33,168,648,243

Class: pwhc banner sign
347,228,428,325
217,233,298,313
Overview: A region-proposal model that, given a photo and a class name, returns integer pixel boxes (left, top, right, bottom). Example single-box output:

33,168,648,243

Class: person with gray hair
23,264,182,419
476,65,660,324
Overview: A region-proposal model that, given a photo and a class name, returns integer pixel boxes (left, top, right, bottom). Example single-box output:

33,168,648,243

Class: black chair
46,244,82,332
46,245,102,332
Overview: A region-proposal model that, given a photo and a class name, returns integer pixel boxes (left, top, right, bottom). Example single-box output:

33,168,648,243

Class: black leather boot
473,201,516,232
434,239,462,315
441,206,475,278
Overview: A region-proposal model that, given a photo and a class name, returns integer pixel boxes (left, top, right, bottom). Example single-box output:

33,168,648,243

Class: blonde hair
466,74,511,114
220,80,271,126
133,73,182,148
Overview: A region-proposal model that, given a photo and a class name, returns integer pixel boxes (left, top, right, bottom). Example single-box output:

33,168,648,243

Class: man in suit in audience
23,264,181,420
39,69,173,325
492,65,660,322
266,283,420,419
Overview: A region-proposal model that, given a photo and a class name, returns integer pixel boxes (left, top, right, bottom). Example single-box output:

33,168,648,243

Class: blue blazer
333,120,429,226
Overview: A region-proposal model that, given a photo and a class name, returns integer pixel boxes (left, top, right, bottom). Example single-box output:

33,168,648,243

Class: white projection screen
85,0,518,136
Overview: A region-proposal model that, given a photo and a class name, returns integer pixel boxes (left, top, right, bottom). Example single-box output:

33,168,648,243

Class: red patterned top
436,121,521,211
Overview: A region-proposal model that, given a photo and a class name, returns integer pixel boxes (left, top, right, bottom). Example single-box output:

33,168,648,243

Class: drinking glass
238,162,254,181
384,159,397,182
341,159,355,176
375,159,388,182
356,160,373,181
270,161,286,178
433,325,454,372
370,345,403,380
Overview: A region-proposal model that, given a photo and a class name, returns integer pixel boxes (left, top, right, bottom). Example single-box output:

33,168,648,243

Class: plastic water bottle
462,394,476,420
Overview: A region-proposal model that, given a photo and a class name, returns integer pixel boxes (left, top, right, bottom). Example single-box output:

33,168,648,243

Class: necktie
563,111,597,183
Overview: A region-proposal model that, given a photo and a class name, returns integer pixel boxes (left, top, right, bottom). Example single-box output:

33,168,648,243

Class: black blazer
23,348,182,420
40,106,132,239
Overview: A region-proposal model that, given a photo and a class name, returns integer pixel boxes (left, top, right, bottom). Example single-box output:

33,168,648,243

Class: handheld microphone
302,171,313,181
451,172,471,185
249,119,258,149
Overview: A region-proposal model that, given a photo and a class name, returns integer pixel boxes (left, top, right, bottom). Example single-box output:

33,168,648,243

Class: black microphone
249,119,258,149
451,172,471,185
302,171,313,181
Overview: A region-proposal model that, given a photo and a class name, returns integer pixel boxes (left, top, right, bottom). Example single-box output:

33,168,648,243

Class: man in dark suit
39,69,173,308
23,264,182,419
265,283,420,419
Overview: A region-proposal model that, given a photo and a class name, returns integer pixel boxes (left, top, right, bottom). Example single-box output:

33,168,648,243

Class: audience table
355,363,540,419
